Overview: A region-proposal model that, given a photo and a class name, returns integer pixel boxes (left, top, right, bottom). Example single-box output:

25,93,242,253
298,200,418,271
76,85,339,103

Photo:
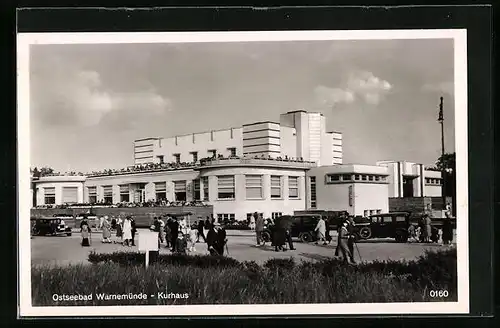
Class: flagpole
438,96,446,211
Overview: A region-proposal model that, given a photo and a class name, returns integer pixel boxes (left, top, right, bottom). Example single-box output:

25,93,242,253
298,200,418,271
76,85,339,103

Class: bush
88,251,241,269
31,249,457,306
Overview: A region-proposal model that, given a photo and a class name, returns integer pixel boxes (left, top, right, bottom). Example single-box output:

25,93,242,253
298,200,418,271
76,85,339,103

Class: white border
17,29,469,317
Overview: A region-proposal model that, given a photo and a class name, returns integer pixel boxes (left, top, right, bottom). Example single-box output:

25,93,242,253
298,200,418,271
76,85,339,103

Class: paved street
31,229,454,267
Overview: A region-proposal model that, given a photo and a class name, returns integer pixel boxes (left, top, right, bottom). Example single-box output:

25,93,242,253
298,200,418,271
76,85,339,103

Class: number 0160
429,290,449,298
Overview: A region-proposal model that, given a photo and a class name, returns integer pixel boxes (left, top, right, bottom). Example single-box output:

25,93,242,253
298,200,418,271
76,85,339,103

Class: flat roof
242,121,280,126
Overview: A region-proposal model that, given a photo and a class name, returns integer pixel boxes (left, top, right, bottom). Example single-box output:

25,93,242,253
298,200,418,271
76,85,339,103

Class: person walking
130,217,137,246
207,222,227,256
272,217,286,252
346,218,356,263
337,220,355,264
196,219,206,243
249,214,256,231
158,216,166,245
442,216,453,245
424,214,432,243
81,220,91,247
255,212,264,246
115,216,123,244
122,216,133,247
101,217,112,243
170,219,180,252
164,217,172,248
314,216,327,245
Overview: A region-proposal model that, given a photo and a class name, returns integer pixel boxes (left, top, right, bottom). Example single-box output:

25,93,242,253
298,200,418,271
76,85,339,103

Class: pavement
31,229,455,267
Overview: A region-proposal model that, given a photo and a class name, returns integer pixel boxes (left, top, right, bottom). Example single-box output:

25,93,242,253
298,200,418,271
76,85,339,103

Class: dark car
261,214,323,243
31,217,72,236
359,211,412,242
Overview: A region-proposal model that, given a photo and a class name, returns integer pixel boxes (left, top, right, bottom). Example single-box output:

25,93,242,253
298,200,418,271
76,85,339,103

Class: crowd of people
77,213,228,256
34,200,208,210
34,154,313,181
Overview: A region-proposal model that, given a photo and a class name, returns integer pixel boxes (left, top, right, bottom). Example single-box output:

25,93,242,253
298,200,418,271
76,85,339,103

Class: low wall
31,206,214,228
389,197,453,217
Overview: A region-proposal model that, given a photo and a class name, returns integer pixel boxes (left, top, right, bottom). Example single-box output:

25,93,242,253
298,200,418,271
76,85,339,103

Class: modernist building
31,110,442,220
375,161,443,198
134,110,343,167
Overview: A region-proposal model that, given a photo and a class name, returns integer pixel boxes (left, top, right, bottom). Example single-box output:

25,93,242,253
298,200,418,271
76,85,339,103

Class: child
175,232,188,255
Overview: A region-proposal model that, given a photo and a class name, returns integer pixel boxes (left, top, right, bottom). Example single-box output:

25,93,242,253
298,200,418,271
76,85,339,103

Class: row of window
363,209,383,217
157,148,237,164
84,175,300,203
218,212,283,222
425,178,442,185
326,174,388,183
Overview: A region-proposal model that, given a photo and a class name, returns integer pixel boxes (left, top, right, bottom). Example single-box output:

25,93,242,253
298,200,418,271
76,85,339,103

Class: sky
29,38,455,173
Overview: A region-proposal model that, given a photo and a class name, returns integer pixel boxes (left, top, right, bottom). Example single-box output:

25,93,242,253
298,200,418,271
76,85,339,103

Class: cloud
32,68,172,127
314,85,355,106
315,70,392,107
421,81,454,96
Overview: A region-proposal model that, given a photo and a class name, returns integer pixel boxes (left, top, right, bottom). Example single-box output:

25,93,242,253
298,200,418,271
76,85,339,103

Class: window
87,187,97,204
382,216,393,223
173,154,181,163
217,213,235,222
395,216,406,222
193,179,201,200
228,147,237,157
218,175,235,199
363,210,369,217
288,176,299,199
272,212,282,219
362,175,368,181
310,176,317,208
245,175,263,199
102,185,113,204
202,177,209,201
354,174,360,181
368,175,374,181
191,152,198,163
270,176,282,199
174,181,187,201
375,176,380,181
44,187,56,205
61,187,78,204
328,174,340,182
119,184,130,202
377,209,382,214
155,182,167,201
342,174,352,181
157,155,164,164
209,149,217,158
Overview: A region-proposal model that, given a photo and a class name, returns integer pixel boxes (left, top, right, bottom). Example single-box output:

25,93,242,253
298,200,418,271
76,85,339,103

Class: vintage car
359,211,412,242
31,217,72,236
261,214,324,243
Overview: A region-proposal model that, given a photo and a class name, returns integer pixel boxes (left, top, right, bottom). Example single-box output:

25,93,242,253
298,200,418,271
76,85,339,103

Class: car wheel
299,232,313,243
358,227,372,240
66,233,72,236
262,231,271,242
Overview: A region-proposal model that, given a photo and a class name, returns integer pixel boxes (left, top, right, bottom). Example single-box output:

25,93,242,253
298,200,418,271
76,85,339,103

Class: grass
32,248,457,306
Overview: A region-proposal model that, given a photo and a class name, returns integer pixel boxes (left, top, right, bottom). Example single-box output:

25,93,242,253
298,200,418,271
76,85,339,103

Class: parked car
261,214,323,243
31,217,72,236
359,211,412,242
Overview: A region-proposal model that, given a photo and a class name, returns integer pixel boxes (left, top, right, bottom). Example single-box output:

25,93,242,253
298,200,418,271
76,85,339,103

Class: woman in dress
122,216,133,246
81,220,91,247
114,216,123,244
101,217,112,243
338,221,354,264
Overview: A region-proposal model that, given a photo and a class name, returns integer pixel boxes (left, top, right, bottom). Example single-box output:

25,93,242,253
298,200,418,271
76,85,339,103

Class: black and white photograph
17,29,469,316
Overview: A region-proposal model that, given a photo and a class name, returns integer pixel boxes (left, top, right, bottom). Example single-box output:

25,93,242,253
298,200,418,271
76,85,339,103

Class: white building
375,161,443,198
31,110,442,220
134,110,343,167
306,164,390,217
